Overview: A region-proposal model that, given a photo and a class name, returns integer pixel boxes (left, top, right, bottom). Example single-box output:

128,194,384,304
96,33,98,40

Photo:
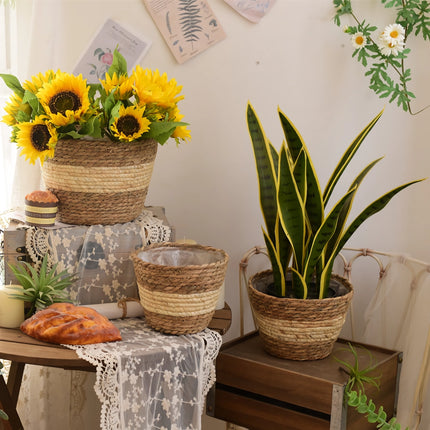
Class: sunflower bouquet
0,49,191,165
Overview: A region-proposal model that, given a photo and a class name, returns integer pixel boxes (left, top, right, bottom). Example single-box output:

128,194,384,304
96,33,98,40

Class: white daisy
351,32,367,49
381,23,405,46
378,37,404,57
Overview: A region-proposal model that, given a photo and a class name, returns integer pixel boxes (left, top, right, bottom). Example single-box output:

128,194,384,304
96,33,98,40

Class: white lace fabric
66,318,222,430
24,209,172,304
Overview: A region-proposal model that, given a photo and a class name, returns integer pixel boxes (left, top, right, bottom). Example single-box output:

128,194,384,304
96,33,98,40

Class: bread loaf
21,303,122,345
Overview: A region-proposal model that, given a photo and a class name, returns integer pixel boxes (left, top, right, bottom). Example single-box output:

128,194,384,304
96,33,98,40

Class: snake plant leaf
269,141,279,179
277,142,306,272
325,157,384,259
293,149,307,203
323,109,384,207
278,108,324,235
319,178,424,298
289,266,307,299
304,187,356,285
247,103,278,244
262,228,286,297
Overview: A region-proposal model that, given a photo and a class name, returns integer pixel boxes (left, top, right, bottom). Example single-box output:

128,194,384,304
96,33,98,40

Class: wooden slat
208,303,232,335
213,387,330,430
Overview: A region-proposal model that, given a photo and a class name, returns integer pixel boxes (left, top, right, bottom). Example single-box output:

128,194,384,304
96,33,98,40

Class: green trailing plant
335,343,408,429
333,0,430,114
247,102,424,299
8,254,77,318
0,362,8,421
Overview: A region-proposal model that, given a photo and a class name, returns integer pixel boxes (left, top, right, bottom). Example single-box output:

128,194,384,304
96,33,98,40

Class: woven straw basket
41,138,157,225
248,270,353,361
132,242,229,335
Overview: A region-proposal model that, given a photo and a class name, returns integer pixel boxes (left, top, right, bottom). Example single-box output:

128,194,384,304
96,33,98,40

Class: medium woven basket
41,138,158,225
132,242,229,335
248,270,353,361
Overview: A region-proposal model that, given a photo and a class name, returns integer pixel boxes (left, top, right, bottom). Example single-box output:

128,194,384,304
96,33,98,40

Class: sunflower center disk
30,124,50,151
117,115,140,136
49,91,81,115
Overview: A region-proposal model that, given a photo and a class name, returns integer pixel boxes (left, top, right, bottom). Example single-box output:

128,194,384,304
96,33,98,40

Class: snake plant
247,103,423,299
8,254,76,317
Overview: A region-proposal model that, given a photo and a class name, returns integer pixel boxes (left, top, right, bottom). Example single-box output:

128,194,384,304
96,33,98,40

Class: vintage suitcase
2,206,174,305
207,332,401,430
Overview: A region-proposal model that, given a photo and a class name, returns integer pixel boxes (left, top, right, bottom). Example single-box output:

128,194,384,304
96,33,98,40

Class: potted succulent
8,254,77,318
246,102,423,360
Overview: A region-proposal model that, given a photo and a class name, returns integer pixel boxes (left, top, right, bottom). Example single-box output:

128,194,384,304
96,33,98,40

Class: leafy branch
334,343,407,430
333,0,430,114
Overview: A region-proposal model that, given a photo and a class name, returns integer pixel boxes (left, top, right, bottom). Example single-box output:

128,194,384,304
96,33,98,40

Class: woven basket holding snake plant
248,270,353,361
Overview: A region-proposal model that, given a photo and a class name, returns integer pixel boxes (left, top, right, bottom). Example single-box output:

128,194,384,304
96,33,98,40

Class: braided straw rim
248,270,353,360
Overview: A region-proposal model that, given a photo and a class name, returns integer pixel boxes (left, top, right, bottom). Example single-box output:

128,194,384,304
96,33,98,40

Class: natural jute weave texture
132,242,229,335
248,270,353,360
41,138,157,225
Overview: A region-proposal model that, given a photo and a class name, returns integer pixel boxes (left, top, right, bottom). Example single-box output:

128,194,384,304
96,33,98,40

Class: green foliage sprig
333,0,430,114
0,362,8,421
335,343,408,430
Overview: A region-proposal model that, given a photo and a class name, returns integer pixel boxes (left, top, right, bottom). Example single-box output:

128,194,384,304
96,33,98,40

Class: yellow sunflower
37,72,90,126
2,93,31,126
23,70,57,94
133,66,184,110
110,105,150,142
100,72,134,100
16,116,57,165
170,108,191,142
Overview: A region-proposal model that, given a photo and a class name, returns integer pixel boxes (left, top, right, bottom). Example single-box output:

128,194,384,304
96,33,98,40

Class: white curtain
0,0,42,212
348,252,430,430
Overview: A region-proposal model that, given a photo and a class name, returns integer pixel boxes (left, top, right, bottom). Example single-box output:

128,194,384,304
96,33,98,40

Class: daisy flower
381,23,405,46
378,32,404,57
351,32,367,50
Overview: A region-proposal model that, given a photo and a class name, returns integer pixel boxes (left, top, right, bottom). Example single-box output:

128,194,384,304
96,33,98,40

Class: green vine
333,0,430,114
0,362,8,422
334,343,408,430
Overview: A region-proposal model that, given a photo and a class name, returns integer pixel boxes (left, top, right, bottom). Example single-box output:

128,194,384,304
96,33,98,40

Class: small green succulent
8,254,77,318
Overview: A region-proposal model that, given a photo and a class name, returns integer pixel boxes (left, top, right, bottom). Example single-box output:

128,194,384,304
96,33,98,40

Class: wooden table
0,305,231,430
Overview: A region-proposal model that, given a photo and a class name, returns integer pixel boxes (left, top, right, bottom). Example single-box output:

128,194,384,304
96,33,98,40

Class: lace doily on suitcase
66,318,222,430
24,210,171,305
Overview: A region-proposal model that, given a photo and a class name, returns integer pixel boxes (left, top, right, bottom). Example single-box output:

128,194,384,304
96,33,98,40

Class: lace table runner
66,318,222,430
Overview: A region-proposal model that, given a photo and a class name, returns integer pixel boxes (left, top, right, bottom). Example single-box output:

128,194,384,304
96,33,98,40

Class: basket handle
239,246,269,337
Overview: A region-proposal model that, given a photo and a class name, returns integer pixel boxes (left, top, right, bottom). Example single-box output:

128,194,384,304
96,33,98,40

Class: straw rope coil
132,242,229,335
41,138,157,225
248,270,353,361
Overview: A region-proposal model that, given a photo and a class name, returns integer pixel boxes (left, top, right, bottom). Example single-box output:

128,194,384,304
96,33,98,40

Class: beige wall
13,1,430,427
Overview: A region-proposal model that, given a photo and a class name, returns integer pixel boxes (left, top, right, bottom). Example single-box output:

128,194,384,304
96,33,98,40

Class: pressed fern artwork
179,0,203,46
144,0,226,63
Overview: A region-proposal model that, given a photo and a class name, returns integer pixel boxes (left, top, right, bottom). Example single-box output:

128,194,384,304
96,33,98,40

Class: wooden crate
207,332,401,430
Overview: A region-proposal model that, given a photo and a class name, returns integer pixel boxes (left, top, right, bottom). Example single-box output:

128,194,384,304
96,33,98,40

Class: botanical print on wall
73,19,152,83
224,0,277,23
144,0,226,64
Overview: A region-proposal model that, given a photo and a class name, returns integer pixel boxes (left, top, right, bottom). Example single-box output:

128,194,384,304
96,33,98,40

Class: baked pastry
25,190,59,227
20,303,122,345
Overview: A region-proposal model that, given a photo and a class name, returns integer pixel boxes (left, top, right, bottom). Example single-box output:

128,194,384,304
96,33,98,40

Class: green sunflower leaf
146,121,188,145
0,73,24,98
107,49,128,78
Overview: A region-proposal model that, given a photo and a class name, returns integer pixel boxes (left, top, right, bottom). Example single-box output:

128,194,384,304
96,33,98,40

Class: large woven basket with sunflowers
41,138,157,225
1,49,190,226
132,242,229,335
